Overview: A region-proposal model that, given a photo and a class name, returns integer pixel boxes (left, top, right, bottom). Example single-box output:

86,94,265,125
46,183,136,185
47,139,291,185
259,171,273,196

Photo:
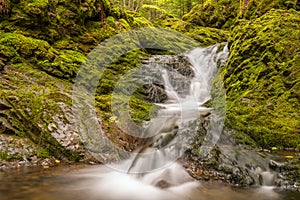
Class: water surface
0,164,299,200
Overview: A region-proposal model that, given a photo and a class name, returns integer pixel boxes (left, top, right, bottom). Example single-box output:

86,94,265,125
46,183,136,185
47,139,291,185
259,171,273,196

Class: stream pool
0,164,299,200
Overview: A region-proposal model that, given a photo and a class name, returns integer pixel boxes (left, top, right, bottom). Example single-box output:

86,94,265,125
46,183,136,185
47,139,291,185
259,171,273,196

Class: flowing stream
0,44,299,199
0,163,299,200
111,43,228,174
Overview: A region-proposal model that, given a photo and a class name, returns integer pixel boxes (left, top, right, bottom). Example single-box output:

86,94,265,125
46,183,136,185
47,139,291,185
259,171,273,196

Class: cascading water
0,43,291,200
112,43,229,175
74,43,283,200
108,43,282,193
44,43,226,200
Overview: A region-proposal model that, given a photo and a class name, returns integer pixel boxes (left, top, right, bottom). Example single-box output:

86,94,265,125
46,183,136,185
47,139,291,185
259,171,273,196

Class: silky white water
102,43,231,199
109,43,229,174
85,44,282,200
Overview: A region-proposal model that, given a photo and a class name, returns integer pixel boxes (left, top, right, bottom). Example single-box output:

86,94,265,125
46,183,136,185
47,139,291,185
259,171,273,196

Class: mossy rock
182,0,298,29
95,50,152,122
1,0,153,53
185,26,229,46
0,0,153,163
222,9,300,148
0,32,56,66
0,65,84,161
2,0,114,42
240,0,299,19
39,49,85,79
157,17,228,47
0,32,85,80
182,0,240,29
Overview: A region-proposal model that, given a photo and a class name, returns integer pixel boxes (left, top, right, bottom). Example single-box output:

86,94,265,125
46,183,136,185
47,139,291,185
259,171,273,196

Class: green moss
240,0,299,19
231,129,258,147
119,18,131,30
157,17,228,47
182,0,240,29
95,50,152,123
186,26,229,46
129,95,153,123
0,32,53,58
0,65,82,161
39,49,85,79
0,150,21,161
0,32,86,80
25,0,48,15
0,32,58,70
106,16,115,24
182,0,298,29
222,9,300,148
36,148,50,158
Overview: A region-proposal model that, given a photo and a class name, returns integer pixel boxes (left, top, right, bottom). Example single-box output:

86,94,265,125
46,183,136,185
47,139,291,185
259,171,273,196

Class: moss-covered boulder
0,0,155,164
156,17,229,46
182,0,240,29
222,9,300,148
182,0,299,29
0,65,85,162
0,32,86,79
3,0,112,37
0,0,151,51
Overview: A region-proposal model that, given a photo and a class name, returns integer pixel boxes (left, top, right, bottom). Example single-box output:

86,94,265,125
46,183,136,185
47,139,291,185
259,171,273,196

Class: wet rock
0,66,95,164
155,180,172,189
147,55,194,78
0,134,37,162
142,83,168,103
269,160,285,172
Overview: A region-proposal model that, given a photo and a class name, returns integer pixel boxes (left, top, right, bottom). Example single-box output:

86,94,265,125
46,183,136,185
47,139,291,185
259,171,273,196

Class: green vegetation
223,9,300,148
0,0,299,163
0,0,154,161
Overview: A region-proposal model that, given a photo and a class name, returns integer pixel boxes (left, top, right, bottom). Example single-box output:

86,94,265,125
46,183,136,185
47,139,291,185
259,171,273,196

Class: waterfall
67,43,284,200
113,43,229,175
